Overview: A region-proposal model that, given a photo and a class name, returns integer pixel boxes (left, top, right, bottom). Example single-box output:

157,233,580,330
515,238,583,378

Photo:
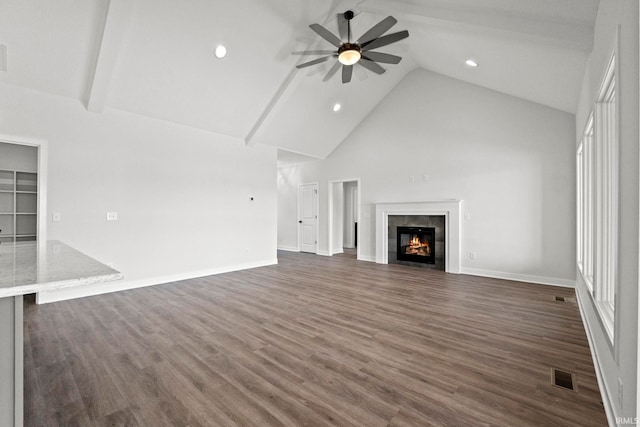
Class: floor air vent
555,296,576,303
551,368,575,391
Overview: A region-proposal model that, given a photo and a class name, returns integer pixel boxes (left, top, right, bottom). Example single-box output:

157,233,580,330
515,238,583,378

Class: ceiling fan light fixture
338,43,361,66
338,49,361,65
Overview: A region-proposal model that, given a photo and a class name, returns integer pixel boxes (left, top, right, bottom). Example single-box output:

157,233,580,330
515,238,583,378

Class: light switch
53,212,61,222
106,212,118,221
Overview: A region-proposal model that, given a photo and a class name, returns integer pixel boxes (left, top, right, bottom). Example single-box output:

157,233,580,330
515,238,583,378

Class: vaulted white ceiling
0,0,599,159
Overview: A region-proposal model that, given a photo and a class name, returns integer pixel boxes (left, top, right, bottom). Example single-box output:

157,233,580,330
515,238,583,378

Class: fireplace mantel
375,200,462,273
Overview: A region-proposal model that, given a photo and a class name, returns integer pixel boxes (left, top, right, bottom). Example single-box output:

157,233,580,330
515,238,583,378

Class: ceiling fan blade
337,13,349,41
292,50,336,55
309,23,342,47
342,65,353,83
357,16,397,45
354,63,369,81
323,61,342,82
361,30,409,51
296,55,334,69
362,51,402,64
359,59,386,75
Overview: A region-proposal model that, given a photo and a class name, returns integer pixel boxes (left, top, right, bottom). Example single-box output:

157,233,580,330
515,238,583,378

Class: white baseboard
576,289,616,427
277,245,299,252
36,258,278,304
460,267,576,288
316,250,331,257
358,254,376,262
332,248,344,255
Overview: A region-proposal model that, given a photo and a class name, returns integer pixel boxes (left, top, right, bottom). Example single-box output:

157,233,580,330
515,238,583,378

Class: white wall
278,68,576,286
0,142,37,172
0,82,278,301
574,0,639,422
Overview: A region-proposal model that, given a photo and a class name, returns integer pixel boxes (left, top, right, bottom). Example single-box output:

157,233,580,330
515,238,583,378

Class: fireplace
397,227,436,264
387,215,445,269
376,201,461,273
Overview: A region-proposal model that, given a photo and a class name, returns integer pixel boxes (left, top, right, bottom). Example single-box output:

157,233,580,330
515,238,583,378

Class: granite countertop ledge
0,240,123,298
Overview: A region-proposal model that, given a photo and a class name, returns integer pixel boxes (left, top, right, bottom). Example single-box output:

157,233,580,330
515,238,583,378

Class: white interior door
298,183,318,253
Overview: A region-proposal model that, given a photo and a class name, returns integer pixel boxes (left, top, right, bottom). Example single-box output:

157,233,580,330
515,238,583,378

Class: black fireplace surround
396,226,436,264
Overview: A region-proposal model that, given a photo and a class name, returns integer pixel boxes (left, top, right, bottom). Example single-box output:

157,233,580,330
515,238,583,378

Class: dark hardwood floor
24,250,607,426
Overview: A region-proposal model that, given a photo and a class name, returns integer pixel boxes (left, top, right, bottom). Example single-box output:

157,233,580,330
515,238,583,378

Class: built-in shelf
0,169,37,243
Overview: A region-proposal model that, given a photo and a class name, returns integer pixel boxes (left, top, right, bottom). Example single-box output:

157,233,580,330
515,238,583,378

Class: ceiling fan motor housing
338,42,361,55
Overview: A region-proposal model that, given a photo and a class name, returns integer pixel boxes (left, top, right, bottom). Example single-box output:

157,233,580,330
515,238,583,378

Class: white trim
637,5,640,420
277,245,299,252
576,289,616,427
316,250,331,257
357,254,376,263
35,258,278,304
460,267,576,288
375,200,462,273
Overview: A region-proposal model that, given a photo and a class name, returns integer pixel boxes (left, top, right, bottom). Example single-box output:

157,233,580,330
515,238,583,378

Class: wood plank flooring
24,250,607,426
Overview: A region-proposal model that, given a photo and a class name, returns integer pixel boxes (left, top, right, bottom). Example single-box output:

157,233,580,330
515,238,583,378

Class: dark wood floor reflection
24,250,606,426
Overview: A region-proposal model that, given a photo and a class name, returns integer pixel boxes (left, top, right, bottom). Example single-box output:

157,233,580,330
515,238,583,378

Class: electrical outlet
464,212,471,220
106,212,118,221
52,212,61,222
422,174,429,181
618,378,623,407
469,252,476,260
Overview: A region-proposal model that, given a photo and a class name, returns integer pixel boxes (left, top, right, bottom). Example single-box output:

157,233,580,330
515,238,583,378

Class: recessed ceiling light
215,45,227,59
333,103,342,112
465,59,479,67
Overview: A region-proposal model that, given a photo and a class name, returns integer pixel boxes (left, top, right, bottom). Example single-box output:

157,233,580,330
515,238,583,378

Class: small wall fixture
465,59,479,67
215,45,227,59
333,103,342,112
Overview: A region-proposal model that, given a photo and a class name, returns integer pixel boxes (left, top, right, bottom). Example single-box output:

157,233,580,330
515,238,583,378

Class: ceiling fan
295,10,409,84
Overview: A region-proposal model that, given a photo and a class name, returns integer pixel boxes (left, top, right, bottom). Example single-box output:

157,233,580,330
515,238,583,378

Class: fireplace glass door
397,227,436,264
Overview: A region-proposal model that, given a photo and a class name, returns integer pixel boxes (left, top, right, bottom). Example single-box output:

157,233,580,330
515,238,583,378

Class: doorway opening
0,136,47,244
328,179,360,260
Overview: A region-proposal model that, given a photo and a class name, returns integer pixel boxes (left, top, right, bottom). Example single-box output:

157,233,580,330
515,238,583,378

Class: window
577,115,594,293
577,51,617,342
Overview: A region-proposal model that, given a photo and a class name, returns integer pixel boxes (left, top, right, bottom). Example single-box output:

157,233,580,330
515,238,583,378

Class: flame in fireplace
404,235,431,256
